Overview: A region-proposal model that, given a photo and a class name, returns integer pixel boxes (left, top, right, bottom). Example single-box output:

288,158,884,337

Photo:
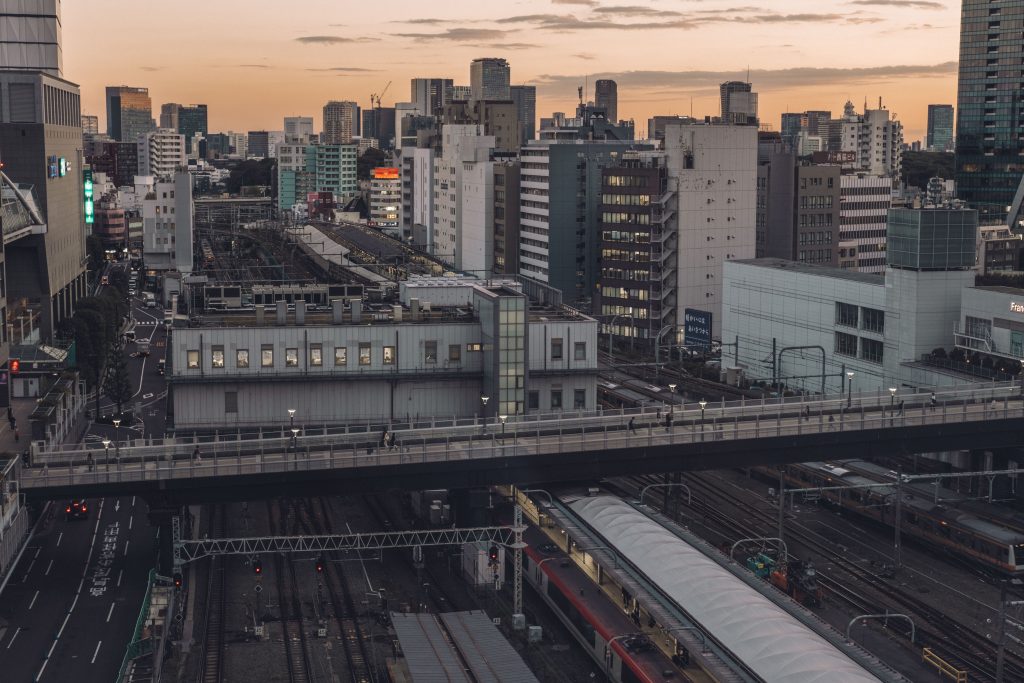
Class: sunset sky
63,0,961,141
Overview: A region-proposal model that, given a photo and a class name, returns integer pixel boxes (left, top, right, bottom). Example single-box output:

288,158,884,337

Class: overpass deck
18,382,1024,501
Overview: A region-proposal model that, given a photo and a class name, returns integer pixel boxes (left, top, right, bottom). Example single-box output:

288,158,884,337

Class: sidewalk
0,398,39,456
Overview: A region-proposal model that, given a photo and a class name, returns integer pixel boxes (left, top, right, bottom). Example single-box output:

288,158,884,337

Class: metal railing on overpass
19,382,1024,492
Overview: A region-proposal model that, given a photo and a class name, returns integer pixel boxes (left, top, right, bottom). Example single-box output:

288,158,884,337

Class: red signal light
10,360,19,374
253,560,262,575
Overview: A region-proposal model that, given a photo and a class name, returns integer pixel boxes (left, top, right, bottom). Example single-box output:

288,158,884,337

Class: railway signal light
315,557,324,573
173,572,182,588
253,559,262,575
488,545,499,566
9,359,19,374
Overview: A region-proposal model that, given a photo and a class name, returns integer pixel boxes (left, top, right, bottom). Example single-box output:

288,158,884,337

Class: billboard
683,308,713,350
372,167,400,180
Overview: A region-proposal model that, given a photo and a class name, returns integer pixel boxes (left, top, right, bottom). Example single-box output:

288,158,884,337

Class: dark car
65,499,89,520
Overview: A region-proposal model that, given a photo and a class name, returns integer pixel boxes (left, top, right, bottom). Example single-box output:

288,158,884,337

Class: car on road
65,499,89,520
157,359,165,375
144,292,157,308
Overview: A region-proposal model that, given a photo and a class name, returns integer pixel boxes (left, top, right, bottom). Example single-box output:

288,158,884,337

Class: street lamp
481,395,489,426
499,415,507,435
112,417,121,461
889,387,897,422
846,371,855,408
291,427,300,455
102,438,111,470
288,408,296,430
698,399,707,438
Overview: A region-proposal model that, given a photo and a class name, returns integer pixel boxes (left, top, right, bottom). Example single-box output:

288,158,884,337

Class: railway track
268,500,313,683
296,497,375,683
199,504,227,683
618,472,1024,682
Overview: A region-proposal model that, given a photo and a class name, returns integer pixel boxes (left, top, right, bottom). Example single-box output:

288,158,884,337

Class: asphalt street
0,495,156,681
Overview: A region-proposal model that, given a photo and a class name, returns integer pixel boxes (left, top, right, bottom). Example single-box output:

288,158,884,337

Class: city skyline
63,0,959,140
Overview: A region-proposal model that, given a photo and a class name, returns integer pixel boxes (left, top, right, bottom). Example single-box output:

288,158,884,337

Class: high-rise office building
510,85,536,141
927,104,954,153
284,116,314,140
0,71,87,341
411,78,453,117
81,114,98,135
159,103,179,130
0,0,62,76
594,79,617,123
955,2,1024,222
247,131,269,158
177,104,207,154
470,58,510,101
106,86,153,142
452,85,471,101
719,81,758,126
322,100,359,144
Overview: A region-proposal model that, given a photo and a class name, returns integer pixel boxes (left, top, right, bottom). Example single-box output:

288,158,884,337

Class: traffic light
9,359,19,375
488,545,499,566
253,559,262,575
173,572,183,589
315,557,324,574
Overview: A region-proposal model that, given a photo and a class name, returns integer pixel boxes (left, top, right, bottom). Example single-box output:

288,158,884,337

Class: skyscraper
594,79,618,123
159,103,180,130
177,104,207,154
510,85,536,141
106,86,153,142
284,116,314,140
955,2,1024,222
323,101,359,144
719,81,757,125
81,114,99,135
927,104,954,152
470,58,510,101
0,0,62,76
411,78,453,117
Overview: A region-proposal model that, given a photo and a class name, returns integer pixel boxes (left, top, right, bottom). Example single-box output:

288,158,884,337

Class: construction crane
370,80,392,112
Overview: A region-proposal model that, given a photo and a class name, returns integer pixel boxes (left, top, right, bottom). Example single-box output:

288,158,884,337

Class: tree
109,269,129,297
86,235,106,273
103,340,133,418
901,151,954,190
223,158,276,195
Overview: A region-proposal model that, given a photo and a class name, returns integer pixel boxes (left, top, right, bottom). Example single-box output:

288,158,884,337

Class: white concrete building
723,207,981,394
460,159,494,277
394,102,424,152
137,128,185,179
408,146,435,250
839,173,892,274
663,123,758,340
839,101,903,177
142,171,193,273
168,278,598,428
432,125,494,271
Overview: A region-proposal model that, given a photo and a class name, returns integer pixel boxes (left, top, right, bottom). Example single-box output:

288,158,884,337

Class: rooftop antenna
746,65,750,83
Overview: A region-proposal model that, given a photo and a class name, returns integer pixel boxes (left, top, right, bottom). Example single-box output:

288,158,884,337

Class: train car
523,544,691,683
774,460,1024,573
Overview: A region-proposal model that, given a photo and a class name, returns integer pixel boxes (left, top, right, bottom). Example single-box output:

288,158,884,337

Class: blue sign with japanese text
683,308,712,350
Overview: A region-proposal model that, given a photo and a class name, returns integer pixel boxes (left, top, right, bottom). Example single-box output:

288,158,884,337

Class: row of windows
185,341,490,370
527,389,587,410
834,333,884,364
602,230,650,243
601,248,650,262
601,286,650,301
836,303,885,333
798,250,832,264
605,175,651,188
602,194,651,206
799,213,834,227
798,231,833,245
799,195,835,209
602,212,651,225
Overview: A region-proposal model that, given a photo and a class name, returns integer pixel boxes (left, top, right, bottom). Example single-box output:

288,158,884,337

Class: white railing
21,381,1024,490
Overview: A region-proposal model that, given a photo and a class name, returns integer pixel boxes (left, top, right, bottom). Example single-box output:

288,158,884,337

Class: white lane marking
44,559,53,576
34,547,41,559
24,559,35,575
56,532,62,547
114,500,120,512
6,627,20,649
90,640,102,664
142,393,153,400
123,540,130,557
28,590,39,610
128,516,133,530
131,496,136,507
116,569,123,587
106,602,115,623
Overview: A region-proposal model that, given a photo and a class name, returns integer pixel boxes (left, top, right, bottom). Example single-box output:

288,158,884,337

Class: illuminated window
285,348,298,367
187,350,199,369
236,349,249,368
261,345,274,367
309,344,322,367
211,346,224,368
359,343,371,365
334,347,347,366
383,346,396,365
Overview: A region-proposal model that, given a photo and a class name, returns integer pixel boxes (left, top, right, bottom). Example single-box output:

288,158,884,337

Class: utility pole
894,466,903,570
777,468,785,546
511,505,526,621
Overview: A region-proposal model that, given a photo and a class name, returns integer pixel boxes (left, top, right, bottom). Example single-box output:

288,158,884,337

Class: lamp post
846,371,855,408
288,408,296,429
499,415,507,436
481,395,489,427
112,417,121,461
102,438,111,471
698,399,707,439
291,427,300,455
668,383,677,403
889,387,897,424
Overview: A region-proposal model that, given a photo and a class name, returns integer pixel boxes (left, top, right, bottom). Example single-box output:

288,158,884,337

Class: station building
721,206,1023,394
168,278,598,430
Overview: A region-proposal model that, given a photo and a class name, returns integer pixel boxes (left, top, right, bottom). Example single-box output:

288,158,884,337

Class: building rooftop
731,258,884,285
971,285,1024,296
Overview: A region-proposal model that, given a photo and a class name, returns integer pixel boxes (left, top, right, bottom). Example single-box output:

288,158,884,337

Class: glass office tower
955,2,1024,223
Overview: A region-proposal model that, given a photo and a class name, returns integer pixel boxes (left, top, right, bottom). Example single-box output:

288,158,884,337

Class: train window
187,350,199,369
285,348,298,367
211,345,225,369
236,349,249,368
309,344,322,367
335,347,347,366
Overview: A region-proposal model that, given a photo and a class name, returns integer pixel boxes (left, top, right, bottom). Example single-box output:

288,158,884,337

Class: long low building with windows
721,206,1024,394
168,278,598,430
